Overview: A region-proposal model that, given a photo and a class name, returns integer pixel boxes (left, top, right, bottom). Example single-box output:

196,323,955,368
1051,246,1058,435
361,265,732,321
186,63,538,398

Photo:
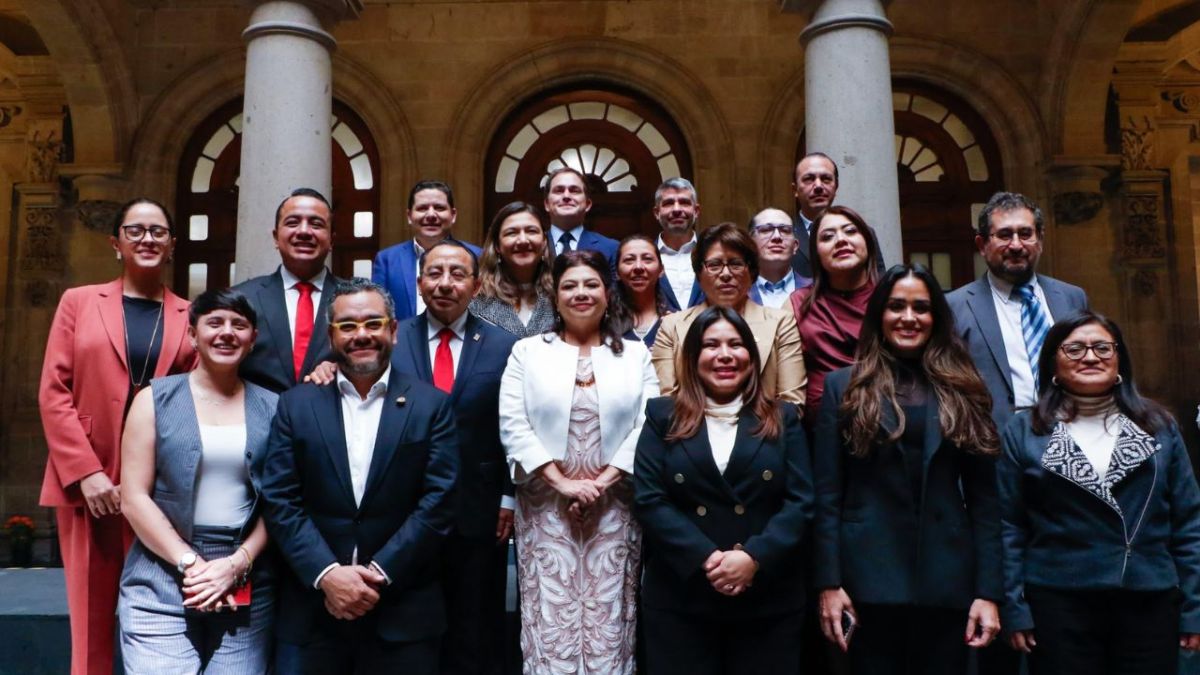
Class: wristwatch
177,551,197,574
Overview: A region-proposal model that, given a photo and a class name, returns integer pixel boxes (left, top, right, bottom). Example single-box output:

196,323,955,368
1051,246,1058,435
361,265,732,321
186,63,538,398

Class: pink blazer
38,278,196,507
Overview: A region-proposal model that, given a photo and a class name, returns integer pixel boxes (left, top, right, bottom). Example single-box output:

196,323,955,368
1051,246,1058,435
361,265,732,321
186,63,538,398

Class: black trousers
440,531,510,675
642,607,804,675
847,604,967,675
1026,585,1179,675
276,625,439,675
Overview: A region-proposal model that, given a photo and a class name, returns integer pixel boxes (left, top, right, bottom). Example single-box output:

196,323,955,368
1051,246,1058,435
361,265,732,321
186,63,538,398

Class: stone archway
444,37,735,242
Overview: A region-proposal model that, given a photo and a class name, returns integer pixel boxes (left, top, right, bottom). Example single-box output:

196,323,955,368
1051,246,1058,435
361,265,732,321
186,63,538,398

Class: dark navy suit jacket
391,313,517,538
813,367,1003,610
658,276,705,313
946,274,1088,430
233,267,341,394
259,371,459,644
373,240,483,322
634,397,813,619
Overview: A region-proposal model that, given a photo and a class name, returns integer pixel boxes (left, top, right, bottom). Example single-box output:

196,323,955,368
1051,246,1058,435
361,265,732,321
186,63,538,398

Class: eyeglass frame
330,318,394,335
751,223,794,239
120,224,173,242
701,258,749,275
988,227,1040,244
1058,341,1118,361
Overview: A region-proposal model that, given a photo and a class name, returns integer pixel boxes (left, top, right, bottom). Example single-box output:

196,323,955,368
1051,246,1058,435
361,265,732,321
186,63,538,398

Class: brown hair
691,222,760,280
840,265,998,457
609,234,671,335
547,249,625,355
477,201,554,306
797,205,882,319
667,306,781,442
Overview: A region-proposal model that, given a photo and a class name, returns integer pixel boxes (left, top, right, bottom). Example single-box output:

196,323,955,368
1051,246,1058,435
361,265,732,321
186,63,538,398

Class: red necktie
293,281,315,382
433,327,455,393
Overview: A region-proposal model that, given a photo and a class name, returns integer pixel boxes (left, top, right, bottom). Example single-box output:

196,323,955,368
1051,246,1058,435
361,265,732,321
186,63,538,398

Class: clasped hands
704,549,757,597
542,464,621,527
180,554,248,612
318,564,387,621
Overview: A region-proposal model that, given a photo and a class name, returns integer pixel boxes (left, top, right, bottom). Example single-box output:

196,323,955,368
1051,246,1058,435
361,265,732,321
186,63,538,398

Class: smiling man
653,177,705,310
748,207,810,308
544,167,618,268
262,278,459,674
235,188,343,393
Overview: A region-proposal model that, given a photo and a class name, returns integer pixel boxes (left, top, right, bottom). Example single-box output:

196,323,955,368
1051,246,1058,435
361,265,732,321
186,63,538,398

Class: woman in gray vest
117,288,278,673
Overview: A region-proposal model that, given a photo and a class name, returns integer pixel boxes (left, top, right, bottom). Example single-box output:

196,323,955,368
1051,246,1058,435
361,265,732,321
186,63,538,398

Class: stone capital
244,0,362,24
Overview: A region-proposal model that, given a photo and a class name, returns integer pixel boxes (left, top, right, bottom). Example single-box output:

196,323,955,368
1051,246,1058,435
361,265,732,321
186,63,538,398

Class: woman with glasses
814,265,1002,675
500,250,660,674
651,222,806,412
118,289,277,673
998,311,1200,674
38,198,197,675
610,234,672,346
470,201,557,338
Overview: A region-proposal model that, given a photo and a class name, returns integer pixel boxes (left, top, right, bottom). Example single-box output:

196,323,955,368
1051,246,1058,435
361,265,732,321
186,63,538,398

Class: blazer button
733,543,744,551
696,505,707,517
674,473,685,484
762,470,774,481
734,504,746,515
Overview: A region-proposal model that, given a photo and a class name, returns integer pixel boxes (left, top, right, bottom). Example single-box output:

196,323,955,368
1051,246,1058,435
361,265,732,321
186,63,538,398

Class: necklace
194,390,240,406
123,297,164,392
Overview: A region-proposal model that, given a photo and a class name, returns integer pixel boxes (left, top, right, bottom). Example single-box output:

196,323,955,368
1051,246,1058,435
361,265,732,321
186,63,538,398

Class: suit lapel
688,281,705,308
359,371,413,511
260,270,296,385
1040,277,1074,322
965,278,1011,396
659,277,682,312
154,289,190,377
400,243,418,317
920,396,945,477
452,316,485,402
97,279,129,373
722,412,765,486
314,383,356,507
742,303,773,374
404,315,434,382
680,423,737,500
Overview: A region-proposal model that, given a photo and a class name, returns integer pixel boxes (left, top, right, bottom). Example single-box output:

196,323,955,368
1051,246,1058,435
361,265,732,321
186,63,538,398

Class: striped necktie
1014,283,1050,388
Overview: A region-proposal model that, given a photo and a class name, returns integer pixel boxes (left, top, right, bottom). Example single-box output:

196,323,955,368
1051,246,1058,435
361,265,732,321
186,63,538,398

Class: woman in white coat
500,249,660,675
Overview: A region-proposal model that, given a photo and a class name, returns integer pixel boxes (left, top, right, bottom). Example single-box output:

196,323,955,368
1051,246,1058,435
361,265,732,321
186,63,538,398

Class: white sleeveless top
193,424,253,527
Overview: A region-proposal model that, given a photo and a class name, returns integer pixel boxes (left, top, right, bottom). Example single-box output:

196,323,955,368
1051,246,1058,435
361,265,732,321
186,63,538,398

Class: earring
1116,374,1124,385
116,251,122,261
1051,376,1060,387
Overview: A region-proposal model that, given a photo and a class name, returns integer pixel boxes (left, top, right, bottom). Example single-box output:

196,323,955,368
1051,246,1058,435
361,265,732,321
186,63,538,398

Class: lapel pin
472,333,481,341
396,396,406,407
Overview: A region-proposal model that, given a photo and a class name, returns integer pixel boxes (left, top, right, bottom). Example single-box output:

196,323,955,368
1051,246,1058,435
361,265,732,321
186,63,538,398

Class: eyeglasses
701,258,748,275
1059,341,1117,361
752,224,794,239
331,318,393,335
990,228,1038,243
121,225,172,242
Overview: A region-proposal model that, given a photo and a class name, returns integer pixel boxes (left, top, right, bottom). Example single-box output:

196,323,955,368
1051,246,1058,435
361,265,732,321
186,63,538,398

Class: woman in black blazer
814,264,1003,675
634,305,813,675
999,311,1200,674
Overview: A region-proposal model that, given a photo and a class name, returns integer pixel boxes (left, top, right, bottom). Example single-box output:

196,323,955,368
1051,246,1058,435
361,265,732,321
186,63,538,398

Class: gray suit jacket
946,274,1088,430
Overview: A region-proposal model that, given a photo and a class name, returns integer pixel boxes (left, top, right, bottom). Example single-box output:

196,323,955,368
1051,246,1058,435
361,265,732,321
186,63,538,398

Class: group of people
36,154,1200,675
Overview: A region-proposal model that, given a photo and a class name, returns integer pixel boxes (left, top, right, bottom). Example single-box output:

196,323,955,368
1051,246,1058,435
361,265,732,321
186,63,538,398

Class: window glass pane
228,113,243,134
637,123,671,157
602,158,630,182
910,148,939,173
202,125,235,160
594,147,616,176
229,262,236,283
971,203,986,232
495,157,519,192
505,124,539,160
973,253,988,279
657,155,681,181
931,253,952,290
568,102,606,120
353,259,372,279
892,93,912,111
608,174,638,192
349,155,374,190
332,122,364,157
963,146,989,181
942,114,976,149
914,165,945,183
187,263,208,300
354,211,373,238
189,214,209,241
532,106,569,133
909,252,930,268
191,157,215,193
894,134,902,158
606,105,644,132
560,147,584,173
579,144,598,173
911,95,949,124
900,137,922,165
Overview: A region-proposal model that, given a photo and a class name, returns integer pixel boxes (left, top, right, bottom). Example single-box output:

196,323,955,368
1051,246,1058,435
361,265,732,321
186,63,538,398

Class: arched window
175,98,381,297
485,86,693,241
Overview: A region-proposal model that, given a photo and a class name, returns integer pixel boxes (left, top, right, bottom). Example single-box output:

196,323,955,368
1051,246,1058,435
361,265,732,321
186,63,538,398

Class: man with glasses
390,240,518,675
748,207,811,308
652,177,706,310
235,187,343,393
263,278,459,674
946,191,1088,675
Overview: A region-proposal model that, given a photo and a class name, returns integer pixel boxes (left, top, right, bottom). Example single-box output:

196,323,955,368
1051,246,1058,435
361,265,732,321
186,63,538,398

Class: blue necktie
558,231,575,254
1015,283,1050,387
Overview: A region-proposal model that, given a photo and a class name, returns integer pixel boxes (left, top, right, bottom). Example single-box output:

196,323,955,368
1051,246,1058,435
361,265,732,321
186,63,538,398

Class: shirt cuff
313,562,340,589
369,561,392,586
500,495,516,511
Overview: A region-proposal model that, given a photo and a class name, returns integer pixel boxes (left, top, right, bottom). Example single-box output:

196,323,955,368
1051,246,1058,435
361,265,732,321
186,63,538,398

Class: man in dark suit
261,278,459,674
652,177,705,311
791,152,839,279
945,191,1087,675
372,181,482,322
391,240,518,675
234,187,341,393
544,167,618,267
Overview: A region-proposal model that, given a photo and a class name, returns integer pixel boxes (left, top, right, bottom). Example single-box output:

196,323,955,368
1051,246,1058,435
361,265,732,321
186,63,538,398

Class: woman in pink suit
38,197,196,675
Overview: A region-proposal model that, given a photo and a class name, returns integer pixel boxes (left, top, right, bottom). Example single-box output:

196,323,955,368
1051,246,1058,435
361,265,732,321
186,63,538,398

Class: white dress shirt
549,224,586,255
279,266,328,344
987,272,1053,408
755,271,797,309
413,240,427,316
658,233,697,307
704,396,742,474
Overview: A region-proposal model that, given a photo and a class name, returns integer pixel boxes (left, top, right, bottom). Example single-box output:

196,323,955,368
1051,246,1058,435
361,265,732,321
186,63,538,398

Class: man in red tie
390,239,520,675
235,188,342,393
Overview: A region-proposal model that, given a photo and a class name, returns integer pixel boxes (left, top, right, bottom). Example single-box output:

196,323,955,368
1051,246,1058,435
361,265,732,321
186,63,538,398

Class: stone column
236,0,360,282
799,0,903,266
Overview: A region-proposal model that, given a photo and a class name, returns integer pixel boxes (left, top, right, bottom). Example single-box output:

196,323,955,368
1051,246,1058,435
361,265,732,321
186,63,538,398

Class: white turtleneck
1065,393,1119,479
705,396,742,474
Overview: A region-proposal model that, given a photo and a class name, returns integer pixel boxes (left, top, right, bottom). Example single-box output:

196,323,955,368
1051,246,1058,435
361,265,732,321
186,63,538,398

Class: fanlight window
893,92,989,182
541,144,638,192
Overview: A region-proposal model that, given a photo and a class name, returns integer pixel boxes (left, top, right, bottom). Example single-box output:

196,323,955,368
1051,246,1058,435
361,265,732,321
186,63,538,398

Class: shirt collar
657,233,697,255
426,311,469,341
280,265,328,292
758,271,794,293
335,365,391,402
550,224,586,243
987,271,1040,302
413,239,426,257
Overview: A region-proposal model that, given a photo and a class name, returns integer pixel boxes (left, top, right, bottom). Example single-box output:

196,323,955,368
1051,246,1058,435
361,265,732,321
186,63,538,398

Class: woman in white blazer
500,249,660,675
